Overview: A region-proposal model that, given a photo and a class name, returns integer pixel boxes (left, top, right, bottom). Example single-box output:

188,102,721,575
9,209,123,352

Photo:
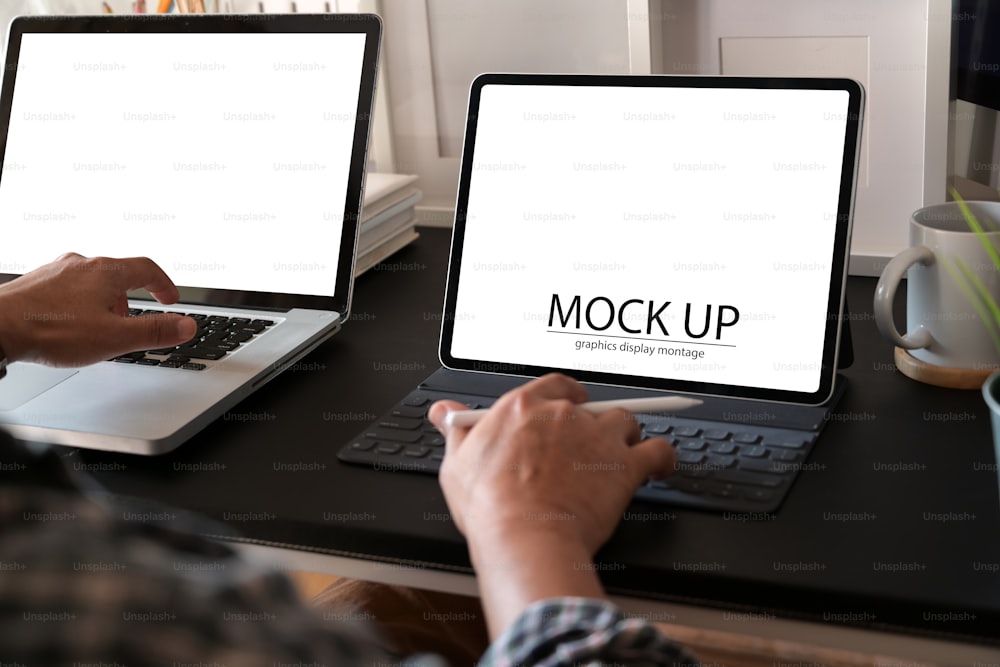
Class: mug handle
874,245,935,349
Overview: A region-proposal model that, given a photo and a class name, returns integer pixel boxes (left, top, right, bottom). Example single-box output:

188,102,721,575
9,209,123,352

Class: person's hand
428,373,677,638
0,253,197,367
429,373,676,554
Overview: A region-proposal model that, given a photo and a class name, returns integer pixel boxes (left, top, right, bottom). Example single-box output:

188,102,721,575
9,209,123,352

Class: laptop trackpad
0,363,78,411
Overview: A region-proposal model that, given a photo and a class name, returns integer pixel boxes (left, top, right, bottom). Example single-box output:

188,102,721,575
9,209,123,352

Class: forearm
469,524,605,640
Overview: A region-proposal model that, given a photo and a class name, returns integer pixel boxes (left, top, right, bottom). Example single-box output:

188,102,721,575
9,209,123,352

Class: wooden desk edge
228,541,999,666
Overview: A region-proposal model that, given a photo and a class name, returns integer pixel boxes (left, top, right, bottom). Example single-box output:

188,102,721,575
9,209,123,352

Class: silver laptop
0,14,381,454
339,74,865,514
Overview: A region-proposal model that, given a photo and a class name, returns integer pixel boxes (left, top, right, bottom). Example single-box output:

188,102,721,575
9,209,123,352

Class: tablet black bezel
439,73,864,406
0,13,381,316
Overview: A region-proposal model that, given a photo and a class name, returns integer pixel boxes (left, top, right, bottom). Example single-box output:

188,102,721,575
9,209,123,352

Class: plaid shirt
0,432,698,666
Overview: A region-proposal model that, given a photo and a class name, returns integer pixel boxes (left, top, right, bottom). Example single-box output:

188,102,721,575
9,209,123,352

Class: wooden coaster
894,347,996,389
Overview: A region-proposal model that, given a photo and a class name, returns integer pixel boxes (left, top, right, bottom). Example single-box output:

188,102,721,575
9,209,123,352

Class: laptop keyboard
108,309,275,371
337,389,819,514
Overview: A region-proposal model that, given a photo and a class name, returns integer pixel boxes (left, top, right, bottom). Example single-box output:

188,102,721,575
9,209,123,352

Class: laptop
0,14,381,455
339,73,864,514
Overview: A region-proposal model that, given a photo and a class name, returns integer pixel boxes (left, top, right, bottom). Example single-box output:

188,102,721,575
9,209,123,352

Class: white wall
655,0,951,272
380,0,635,215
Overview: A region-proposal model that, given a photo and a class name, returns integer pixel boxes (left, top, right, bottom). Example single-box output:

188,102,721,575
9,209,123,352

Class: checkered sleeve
0,432,441,667
480,597,701,667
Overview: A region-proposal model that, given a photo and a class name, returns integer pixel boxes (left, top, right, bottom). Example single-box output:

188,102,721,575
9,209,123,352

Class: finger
428,399,471,447
110,312,197,355
518,373,588,403
114,257,181,304
595,407,642,445
626,437,676,484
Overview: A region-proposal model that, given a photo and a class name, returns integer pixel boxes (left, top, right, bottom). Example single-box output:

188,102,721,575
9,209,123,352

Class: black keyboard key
365,429,422,444
128,308,143,316
113,356,137,364
187,313,207,321
741,446,767,458
644,423,671,435
378,417,423,431
733,432,761,444
135,358,160,366
224,331,254,344
770,449,801,462
706,455,736,469
715,469,784,488
403,447,430,458
392,405,428,419
673,426,702,437
375,443,403,455
763,437,809,449
116,351,147,361
677,440,708,451
745,488,776,502
740,459,788,475
181,363,207,371
703,429,731,440
146,347,179,355
403,396,429,407
251,319,274,327
158,360,185,368
214,342,239,352
422,434,445,447
430,452,444,461
176,347,227,361
200,331,230,344
230,317,251,325
167,355,191,364
709,442,737,455
350,440,376,451
672,479,707,494
709,484,740,499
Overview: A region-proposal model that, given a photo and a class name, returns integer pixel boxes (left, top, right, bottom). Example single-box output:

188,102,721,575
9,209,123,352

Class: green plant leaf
951,187,1000,260
944,257,1000,356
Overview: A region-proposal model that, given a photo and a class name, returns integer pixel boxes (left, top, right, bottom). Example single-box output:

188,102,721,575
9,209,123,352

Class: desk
82,228,1000,664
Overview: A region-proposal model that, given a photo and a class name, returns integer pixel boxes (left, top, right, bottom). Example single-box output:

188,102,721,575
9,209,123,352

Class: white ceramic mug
874,201,1000,370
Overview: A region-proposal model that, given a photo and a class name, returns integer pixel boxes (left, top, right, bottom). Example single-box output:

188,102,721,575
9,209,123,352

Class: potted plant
952,189,1000,501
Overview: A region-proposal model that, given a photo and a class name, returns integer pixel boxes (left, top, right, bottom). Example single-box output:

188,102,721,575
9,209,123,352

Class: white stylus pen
444,396,704,429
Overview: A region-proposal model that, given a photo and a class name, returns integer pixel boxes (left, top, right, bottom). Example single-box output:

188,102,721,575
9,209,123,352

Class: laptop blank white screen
449,83,852,395
0,32,365,297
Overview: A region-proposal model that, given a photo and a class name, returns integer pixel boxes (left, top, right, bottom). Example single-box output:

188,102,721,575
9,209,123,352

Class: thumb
116,313,197,353
627,437,676,485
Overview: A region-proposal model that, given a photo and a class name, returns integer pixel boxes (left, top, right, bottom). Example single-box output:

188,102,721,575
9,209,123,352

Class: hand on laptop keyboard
0,252,196,369
112,312,275,371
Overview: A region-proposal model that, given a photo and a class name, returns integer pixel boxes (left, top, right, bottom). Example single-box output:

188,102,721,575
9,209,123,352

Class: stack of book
355,172,422,276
